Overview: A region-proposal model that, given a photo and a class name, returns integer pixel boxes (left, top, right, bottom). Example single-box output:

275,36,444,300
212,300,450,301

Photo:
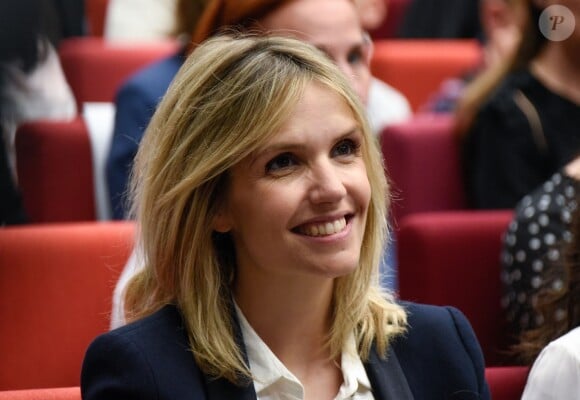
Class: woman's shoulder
521,327,580,400
82,305,206,399
478,70,531,114
101,304,186,346
390,302,489,398
542,326,580,361
400,302,484,363
402,301,468,328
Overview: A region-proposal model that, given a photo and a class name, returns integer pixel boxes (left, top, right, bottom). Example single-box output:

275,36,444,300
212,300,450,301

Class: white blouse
236,305,375,400
521,326,580,400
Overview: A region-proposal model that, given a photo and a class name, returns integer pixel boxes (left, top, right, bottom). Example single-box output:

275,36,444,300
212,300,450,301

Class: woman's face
215,82,371,284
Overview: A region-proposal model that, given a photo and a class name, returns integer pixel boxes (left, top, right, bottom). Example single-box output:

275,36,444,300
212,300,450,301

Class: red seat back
485,366,529,400
381,114,467,225
15,118,95,223
59,37,178,109
0,387,80,400
397,211,514,365
0,222,134,390
370,40,481,111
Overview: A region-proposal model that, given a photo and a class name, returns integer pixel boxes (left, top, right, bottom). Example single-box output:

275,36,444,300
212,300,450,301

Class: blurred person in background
502,155,580,340
0,0,77,224
505,178,580,398
106,0,411,221
104,0,178,42
421,0,525,113
456,0,580,209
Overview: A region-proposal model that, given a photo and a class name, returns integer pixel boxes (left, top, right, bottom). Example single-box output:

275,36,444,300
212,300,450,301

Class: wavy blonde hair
125,34,406,383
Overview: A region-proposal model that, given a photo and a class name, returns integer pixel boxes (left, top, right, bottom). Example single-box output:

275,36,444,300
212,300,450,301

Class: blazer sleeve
105,80,157,220
446,306,490,398
81,331,158,400
395,303,490,400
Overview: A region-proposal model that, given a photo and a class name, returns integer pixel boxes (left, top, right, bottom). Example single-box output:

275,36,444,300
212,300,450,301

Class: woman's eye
347,49,364,66
265,153,296,173
332,139,359,157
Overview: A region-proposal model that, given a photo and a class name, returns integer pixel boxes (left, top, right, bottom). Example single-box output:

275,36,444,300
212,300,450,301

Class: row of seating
14,113,467,224
0,222,133,390
15,37,481,224
5,31,518,396
1,211,513,389
56,37,480,112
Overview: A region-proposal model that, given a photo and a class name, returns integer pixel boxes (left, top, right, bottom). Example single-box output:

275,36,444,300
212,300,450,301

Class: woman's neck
531,43,580,105
234,274,335,365
235,276,343,400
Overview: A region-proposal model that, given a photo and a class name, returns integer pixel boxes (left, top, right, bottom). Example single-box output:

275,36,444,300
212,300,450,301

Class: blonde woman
82,35,489,400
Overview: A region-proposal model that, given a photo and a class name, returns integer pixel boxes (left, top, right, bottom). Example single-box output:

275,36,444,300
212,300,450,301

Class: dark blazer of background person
106,51,184,219
82,302,490,400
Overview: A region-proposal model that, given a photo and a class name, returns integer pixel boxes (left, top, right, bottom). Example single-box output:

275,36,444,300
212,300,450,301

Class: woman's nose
308,161,347,204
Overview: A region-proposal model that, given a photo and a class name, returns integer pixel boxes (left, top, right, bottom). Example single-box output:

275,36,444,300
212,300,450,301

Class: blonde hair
125,34,406,383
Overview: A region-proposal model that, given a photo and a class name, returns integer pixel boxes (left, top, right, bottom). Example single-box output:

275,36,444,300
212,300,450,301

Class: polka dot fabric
501,171,579,333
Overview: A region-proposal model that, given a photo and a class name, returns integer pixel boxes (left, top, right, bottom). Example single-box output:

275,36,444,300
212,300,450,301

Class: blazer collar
202,305,413,400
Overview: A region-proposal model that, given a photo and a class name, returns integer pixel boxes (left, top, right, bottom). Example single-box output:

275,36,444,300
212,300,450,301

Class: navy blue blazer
81,303,490,399
105,50,185,219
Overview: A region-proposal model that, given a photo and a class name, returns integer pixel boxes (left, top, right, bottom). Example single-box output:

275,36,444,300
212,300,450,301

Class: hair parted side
124,34,406,383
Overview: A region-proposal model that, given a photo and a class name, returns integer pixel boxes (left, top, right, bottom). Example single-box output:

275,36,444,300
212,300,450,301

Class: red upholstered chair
380,114,467,225
485,367,529,400
59,37,178,109
15,117,95,223
370,40,481,111
0,387,80,400
397,211,514,366
0,222,134,390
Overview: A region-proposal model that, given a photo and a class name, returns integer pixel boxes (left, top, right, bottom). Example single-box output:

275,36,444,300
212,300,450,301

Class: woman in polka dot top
502,155,580,356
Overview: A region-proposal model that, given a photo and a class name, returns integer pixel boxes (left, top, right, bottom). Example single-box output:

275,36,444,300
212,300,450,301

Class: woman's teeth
299,217,347,237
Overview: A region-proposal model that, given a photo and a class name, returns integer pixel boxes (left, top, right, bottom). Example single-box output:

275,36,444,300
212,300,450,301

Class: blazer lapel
365,345,414,400
203,303,258,400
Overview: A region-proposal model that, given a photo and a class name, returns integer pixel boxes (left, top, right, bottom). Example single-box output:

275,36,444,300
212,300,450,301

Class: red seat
397,211,514,366
0,222,134,390
370,39,481,111
0,387,80,400
59,37,178,109
15,118,95,223
381,114,466,225
485,366,529,400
